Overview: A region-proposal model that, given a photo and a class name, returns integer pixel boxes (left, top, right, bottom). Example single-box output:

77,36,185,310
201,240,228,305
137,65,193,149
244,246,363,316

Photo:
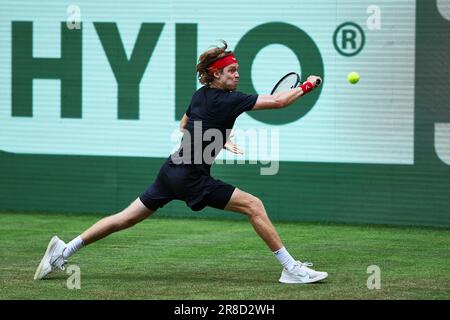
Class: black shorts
139,159,236,212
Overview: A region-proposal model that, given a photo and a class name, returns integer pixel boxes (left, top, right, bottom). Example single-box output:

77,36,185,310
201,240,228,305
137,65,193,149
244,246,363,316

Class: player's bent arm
179,113,189,131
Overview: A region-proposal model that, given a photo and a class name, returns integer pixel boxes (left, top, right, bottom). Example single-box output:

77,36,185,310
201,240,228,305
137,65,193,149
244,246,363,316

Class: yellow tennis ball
347,72,360,84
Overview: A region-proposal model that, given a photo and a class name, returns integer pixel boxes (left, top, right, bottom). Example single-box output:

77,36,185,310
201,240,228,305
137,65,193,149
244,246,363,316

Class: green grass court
1,212,449,300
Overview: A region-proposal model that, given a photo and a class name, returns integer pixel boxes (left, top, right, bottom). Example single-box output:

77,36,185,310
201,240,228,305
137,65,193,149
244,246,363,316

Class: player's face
219,63,239,91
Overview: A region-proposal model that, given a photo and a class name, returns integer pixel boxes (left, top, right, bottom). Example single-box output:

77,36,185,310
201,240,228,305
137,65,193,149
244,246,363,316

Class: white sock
63,236,85,260
273,247,297,271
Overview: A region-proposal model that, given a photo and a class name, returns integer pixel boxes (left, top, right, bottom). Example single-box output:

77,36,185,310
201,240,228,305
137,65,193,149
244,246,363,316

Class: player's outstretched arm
252,75,321,111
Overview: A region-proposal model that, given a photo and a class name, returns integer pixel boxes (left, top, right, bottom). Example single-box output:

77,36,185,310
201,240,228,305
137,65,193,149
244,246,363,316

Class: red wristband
299,81,314,94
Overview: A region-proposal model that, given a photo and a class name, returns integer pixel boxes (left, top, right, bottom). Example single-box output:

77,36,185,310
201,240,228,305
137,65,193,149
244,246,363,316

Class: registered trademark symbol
333,22,365,57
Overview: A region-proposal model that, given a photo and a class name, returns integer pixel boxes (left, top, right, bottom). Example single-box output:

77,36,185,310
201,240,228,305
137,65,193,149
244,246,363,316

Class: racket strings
272,73,300,94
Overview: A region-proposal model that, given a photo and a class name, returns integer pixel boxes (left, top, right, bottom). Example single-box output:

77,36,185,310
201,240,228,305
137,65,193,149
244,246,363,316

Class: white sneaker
34,236,67,280
279,261,328,284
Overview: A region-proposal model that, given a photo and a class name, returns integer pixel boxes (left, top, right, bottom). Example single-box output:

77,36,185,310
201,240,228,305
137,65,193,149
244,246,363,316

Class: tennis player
34,41,327,284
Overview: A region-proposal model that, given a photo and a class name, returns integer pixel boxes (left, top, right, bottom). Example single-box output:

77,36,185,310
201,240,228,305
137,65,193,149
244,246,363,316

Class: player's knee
115,212,143,229
121,217,137,229
247,196,266,218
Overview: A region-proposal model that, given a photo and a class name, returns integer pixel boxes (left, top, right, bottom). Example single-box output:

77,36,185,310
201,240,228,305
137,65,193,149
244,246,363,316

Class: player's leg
66,197,154,263
34,165,174,280
80,197,154,245
223,188,328,284
34,197,155,280
224,188,282,252
71,161,174,254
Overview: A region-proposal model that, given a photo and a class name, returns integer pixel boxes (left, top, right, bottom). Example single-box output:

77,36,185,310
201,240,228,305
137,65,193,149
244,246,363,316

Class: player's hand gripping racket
270,72,321,94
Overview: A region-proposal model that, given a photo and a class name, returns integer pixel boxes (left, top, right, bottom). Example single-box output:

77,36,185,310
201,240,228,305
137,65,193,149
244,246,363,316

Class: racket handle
316,79,322,86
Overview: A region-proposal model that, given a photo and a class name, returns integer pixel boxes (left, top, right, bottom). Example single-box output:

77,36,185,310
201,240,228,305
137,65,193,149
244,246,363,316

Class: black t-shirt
171,86,258,174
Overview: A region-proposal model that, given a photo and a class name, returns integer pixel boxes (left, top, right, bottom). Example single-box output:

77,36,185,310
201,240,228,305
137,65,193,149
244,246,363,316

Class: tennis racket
270,72,321,94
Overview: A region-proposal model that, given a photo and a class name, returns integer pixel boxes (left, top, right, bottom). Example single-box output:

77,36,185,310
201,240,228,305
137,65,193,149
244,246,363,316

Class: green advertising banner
1,0,449,227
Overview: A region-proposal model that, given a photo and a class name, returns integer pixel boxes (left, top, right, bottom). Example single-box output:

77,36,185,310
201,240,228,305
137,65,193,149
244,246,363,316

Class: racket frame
270,72,301,95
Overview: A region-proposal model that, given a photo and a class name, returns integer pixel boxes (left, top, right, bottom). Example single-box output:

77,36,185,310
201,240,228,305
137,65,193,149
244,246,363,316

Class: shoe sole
279,272,328,284
33,236,58,280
